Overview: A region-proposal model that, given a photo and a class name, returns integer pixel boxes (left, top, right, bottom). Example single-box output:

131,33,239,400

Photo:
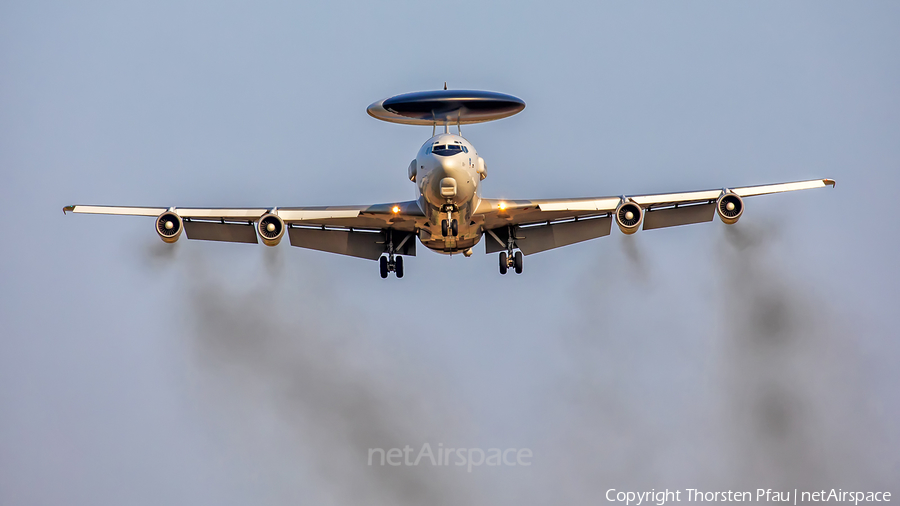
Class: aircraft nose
439,155,467,171
426,154,473,204
440,177,457,197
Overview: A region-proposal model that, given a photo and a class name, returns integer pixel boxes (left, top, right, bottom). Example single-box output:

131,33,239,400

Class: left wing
63,200,426,259
475,179,835,255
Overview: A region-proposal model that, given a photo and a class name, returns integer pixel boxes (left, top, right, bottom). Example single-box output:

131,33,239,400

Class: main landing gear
380,255,403,278
498,227,523,275
379,229,406,279
499,250,523,275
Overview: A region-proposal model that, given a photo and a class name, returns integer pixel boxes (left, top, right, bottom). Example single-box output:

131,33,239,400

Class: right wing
474,178,834,255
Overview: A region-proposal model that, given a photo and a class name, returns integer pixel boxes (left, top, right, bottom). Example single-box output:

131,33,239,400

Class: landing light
392,205,400,214
498,202,507,211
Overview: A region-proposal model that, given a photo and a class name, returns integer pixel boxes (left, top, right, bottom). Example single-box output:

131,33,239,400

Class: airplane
64,87,835,278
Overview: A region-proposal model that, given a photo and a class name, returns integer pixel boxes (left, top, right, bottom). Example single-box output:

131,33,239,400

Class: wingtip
63,205,75,215
824,178,836,188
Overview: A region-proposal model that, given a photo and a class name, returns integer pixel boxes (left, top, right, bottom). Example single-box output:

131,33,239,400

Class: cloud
544,222,891,499
152,222,891,505
178,253,485,506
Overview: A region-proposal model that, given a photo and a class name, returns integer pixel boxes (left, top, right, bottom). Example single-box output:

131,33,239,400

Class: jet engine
716,193,744,225
615,201,643,235
257,213,286,246
156,211,183,243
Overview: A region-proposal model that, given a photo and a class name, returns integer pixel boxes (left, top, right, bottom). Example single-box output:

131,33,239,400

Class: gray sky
1,1,898,505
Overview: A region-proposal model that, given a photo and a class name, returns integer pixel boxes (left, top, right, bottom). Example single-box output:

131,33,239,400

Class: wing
63,200,426,260
475,179,835,255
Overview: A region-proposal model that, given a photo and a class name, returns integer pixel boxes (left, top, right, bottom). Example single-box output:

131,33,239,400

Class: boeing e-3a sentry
65,88,835,278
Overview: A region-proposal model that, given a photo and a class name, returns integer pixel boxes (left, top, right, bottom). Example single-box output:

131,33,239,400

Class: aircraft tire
514,251,523,274
441,219,449,237
395,256,404,278
379,256,389,278
499,252,508,275
450,219,459,236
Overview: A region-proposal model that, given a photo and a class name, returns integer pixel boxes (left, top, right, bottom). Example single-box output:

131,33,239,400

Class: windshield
431,144,467,156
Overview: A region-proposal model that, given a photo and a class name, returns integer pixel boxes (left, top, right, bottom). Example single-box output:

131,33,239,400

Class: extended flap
184,221,259,243
515,216,612,255
642,203,715,230
484,227,511,254
288,227,387,260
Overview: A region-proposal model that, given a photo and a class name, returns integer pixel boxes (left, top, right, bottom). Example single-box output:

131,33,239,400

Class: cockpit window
432,144,464,156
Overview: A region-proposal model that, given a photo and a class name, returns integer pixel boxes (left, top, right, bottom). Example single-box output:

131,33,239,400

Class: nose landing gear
441,219,458,237
440,218,459,237
440,204,459,237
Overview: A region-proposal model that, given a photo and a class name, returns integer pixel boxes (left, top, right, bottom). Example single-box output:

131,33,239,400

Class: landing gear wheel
450,219,459,237
379,256,389,278
441,219,449,237
499,252,508,275
395,256,404,278
514,251,523,274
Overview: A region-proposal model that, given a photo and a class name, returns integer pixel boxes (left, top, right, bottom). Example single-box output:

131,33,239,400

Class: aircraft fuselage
415,133,484,254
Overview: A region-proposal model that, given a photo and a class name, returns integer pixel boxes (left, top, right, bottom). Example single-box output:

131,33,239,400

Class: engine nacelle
476,157,487,180
615,201,643,235
156,211,183,243
257,213,285,246
408,159,417,182
716,193,744,225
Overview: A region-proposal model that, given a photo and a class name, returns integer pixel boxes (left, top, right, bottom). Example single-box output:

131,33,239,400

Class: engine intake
615,201,643,235
156,211,183,243
257,213,285,246
716,193,744,225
